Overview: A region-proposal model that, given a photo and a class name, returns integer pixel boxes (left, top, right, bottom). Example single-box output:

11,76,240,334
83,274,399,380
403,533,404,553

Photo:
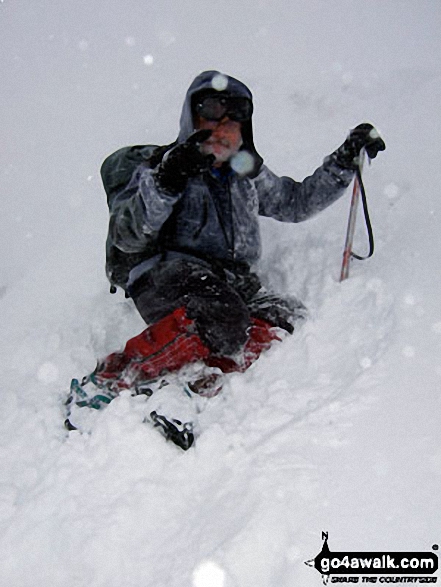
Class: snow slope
1,1,440,586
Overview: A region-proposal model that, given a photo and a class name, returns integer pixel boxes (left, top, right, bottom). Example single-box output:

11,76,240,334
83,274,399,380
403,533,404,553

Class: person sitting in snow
66,70,385,448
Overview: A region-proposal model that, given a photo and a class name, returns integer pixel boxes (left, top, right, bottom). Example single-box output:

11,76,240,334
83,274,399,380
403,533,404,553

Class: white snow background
1,1,440,586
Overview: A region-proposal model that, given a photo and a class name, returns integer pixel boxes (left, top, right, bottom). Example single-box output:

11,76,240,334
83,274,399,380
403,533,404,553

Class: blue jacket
101,71,354,290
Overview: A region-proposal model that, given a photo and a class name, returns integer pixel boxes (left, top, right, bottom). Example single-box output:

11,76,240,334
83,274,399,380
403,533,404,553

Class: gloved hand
333,123,386,170
155,130,215,194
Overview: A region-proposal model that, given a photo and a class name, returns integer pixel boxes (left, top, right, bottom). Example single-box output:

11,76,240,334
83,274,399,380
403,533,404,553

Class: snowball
192,560,225,587
211,73,229,92
143,54,154,66
37,362,59,384
78,39,89,52
230,151,254,175
125,36,136,46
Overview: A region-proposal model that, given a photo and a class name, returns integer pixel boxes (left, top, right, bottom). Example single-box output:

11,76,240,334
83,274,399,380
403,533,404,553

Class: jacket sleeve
101,147,180,254
254,157,355,223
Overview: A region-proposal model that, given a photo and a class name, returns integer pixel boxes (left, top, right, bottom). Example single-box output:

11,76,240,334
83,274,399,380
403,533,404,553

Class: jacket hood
178,70,263,178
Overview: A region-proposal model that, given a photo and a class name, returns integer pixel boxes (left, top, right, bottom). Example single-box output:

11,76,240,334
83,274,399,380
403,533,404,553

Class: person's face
195,115,243,166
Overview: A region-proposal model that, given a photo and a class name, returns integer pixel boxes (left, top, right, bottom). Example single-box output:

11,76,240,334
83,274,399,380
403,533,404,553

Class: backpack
100,142,176,292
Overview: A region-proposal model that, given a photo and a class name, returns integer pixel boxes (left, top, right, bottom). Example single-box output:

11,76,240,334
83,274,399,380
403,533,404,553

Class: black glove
154,130,215,194
333,123,386,170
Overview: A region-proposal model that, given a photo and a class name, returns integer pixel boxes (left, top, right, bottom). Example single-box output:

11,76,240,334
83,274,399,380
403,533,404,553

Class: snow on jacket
101,71,354,290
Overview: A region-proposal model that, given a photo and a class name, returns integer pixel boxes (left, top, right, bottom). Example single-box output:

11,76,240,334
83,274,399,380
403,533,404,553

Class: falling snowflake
211,73,228,91
192,560,225,587
360,357,372,369
37,362,60,384
431,322,441,334
402,346,416,358
231,151,254,175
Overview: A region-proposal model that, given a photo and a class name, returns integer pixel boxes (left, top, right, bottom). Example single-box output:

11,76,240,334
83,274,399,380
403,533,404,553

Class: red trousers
94,306,281,390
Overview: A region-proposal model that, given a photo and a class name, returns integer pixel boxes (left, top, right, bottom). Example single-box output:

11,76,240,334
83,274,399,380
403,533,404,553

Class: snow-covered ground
1,1,440,586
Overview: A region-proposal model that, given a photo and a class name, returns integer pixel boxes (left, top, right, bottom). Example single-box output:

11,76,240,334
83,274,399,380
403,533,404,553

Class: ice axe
339,149,374,281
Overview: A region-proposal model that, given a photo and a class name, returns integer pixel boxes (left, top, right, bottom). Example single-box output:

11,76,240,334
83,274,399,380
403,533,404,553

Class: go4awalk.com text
305,533,439,584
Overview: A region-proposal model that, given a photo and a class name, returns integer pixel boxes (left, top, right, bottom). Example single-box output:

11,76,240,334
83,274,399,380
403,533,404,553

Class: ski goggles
194,94,253,122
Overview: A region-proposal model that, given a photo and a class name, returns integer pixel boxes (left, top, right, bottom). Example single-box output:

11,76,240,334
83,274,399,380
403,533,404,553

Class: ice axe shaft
339,150,366,282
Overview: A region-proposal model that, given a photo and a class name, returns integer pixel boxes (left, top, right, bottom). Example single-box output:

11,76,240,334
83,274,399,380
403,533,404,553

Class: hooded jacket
101,71,354,291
